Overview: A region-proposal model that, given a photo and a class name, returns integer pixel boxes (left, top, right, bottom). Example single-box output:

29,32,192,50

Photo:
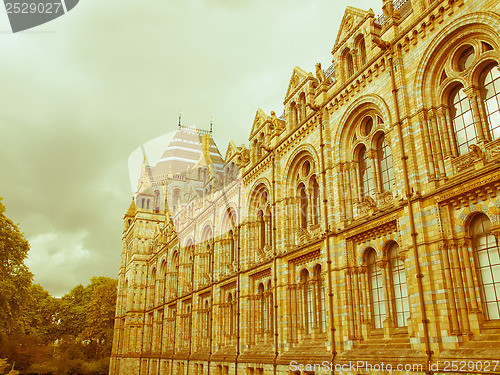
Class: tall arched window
298,183,308,229
258,210,265,249
388,243,410,327
472,214,500,320
299,93,307,122
258,283,266,337
377,134,394,193
173,189,181,212
228,293,235,337
229,230,235,264
367,248,385,329
291,102,298,128
346,52,354,78
450,86,477,155
359,145,374,198
301,269,314,334
314,265,327,333
482,65,500,140
358,37,367,66
172,252,180,297
204,300,210,346
154,190,160,211
312,177,320,225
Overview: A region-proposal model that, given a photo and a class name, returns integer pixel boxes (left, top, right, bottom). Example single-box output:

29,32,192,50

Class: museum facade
110,0,500,373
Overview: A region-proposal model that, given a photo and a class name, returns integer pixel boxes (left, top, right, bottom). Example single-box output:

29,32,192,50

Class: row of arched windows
134,212,500,355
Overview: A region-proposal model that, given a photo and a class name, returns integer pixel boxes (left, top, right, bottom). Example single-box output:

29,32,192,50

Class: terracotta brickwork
110,0,500,373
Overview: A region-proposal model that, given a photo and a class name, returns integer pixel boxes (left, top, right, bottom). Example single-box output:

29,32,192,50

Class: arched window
149,268,156,308
299,93,307,122
346,52,354,78
388,243,410,327
472,214,500,320
258,210,265,249
291,102,299,128
359,145,374,198
267,280,273,335
377,134,394,193
229,230,235,263
298,183,308,229
258,283,266,337
314,265,327,333
228,293,235,337
172,252,180,297
154,190,160,211
358,37,367,66
450,86,477,155
367,248,385,329
204,300,210,345
301,269,314,334
312,177,320,225
173,189,181,212
482,65,500,140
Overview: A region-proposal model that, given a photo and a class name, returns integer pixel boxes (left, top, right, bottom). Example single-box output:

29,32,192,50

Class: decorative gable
249,108,270,139
284,66,309,102
332,6,373,55
225,140,238,162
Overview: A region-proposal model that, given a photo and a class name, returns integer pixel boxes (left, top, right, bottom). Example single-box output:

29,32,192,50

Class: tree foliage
0,197,118,374
0,198,33,337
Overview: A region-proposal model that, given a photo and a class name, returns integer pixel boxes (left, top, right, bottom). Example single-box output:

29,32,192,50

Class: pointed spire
210,117,213,133
178,112,182,129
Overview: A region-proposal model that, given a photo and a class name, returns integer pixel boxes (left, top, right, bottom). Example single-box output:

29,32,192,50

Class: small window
377,135,394,193
361,117,373,136
456,46,475,71
302,160,311,177
359,37,367,66
347,52,354,78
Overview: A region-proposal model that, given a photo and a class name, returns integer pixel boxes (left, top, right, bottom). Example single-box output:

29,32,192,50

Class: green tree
0,197,32,338
22,284,59,342
58,276,115,339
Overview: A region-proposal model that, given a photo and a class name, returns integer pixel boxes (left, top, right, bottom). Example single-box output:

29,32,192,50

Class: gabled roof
332,6,373,54
284,66,309,102
249,108,270,139
225,140,238,162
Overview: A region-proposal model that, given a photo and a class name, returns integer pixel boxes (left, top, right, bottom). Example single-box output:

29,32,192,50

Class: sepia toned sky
0,0,381,297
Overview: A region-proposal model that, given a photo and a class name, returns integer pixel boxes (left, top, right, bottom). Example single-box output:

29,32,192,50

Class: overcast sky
0,0,382,297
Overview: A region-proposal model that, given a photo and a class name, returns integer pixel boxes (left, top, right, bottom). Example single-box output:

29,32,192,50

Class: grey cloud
0,0,381,296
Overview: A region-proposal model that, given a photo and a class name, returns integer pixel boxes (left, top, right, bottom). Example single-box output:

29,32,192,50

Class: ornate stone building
110,0,500,373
